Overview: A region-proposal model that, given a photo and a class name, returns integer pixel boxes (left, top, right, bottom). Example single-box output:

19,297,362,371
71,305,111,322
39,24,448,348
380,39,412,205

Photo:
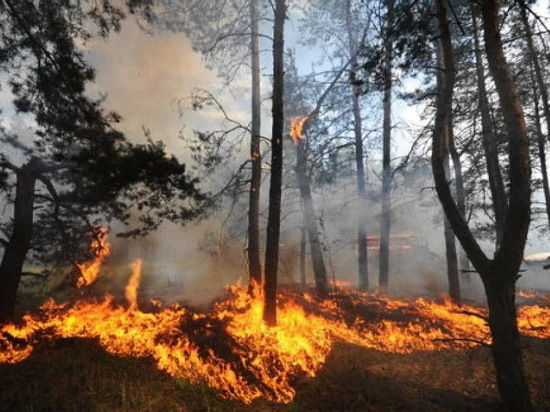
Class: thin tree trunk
443,215,460,303
448,114,470,283
0,160,40,324
247,0,262,292
472,5,507,248
263,0,286,327
295,138,329,298
300,224,306,290
533,82,550,228
379,0,394,296
345,0,368,290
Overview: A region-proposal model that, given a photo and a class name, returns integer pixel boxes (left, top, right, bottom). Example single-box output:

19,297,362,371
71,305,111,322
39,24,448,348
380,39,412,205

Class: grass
1,336,549,411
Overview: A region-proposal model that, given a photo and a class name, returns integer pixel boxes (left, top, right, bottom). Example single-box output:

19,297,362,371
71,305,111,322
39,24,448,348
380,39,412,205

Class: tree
149,0,266,291
263,0,286,327
0,0,205,324
248,0,262,290
432,0,533,410
378,0,394,295
471,4,507,248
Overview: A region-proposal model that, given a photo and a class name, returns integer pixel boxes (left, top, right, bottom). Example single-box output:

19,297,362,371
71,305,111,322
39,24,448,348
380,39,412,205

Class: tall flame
76,227,111,288
290,116,308,144
125,259,142,310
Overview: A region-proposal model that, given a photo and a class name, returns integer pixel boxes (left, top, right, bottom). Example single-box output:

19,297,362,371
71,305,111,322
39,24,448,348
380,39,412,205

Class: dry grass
0,336,549,411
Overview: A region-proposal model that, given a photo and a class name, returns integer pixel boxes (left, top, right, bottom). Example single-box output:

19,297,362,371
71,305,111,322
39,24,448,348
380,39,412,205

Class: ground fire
1,249,549,404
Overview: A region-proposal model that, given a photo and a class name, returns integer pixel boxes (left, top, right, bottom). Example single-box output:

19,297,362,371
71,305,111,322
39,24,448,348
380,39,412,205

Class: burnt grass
0,291,549,411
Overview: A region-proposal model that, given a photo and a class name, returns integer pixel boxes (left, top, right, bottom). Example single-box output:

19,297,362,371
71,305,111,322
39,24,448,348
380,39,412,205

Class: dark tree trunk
482,271,531,412
295,138,329,298
448,116,470,283
533,83,550,229
472,6,507,248
300,224,306,290
345,0,369,291
247,0,262,292
443,216,461,303
263,0,286,327
432,1,533,410
379,0,394,295
0,160,40,324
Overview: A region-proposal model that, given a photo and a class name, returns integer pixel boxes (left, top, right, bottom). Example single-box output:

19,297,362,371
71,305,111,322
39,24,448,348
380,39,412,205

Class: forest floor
1,333,549,411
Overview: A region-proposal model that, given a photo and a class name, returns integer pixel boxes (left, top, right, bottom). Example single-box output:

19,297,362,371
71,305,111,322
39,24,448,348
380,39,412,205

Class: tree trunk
432,1,533,410
443,215,461,303
345,0,368,291
533,82,550,229
472,5,507,248
379,0,394,296
0,160,40,324
448,115,470,283
263,0,286,327
247,0,262,292
300,224,306,290
295,138,329,298
482,271,532,412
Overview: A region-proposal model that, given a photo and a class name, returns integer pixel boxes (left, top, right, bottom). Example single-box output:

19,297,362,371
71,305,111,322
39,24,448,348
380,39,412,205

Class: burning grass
1,259,550,409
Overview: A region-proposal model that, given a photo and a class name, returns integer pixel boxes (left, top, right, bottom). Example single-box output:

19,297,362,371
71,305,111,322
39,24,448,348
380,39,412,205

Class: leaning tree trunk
294,137,329,298
0,160,40,324
247,0,262,292
263,0,286,327
345,0,369,291
432,1,533,410
472,5,507,248
379,0,394,296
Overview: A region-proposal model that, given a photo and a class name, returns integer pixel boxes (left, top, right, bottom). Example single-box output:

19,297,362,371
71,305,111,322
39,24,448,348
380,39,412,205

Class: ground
0,335,549,411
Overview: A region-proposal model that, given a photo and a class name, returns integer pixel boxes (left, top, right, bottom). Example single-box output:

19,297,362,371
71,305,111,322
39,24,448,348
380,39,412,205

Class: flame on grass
290,116,308,144
76,227,111,288
1,270,549,404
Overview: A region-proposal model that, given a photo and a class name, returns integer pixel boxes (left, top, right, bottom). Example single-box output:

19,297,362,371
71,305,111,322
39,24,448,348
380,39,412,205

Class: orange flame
76,227,111,288
1,272,549,404
125,259,142,310
290,116,308,144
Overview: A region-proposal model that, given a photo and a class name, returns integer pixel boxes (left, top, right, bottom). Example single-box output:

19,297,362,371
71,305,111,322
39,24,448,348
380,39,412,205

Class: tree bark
472,5,507,248
263,0,286,327
0,159,40,324
295,138,329,298
345,0,369,290
532,81,550,229
247,0,262,292
432,1,533,410
379,0,394,295
482,269,532,412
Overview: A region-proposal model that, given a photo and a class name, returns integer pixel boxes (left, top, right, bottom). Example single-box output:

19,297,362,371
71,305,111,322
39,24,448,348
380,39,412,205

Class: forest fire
75,227,111,288
1,259,549,403
290,116,308,144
